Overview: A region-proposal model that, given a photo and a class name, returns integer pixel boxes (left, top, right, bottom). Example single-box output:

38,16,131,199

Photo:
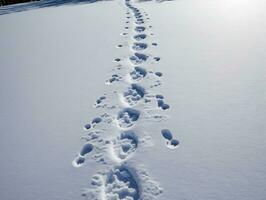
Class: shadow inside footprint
156,96,170,110
161,129,173,141
135,26,146,32
154,57,161,61
134,34,147,41
72,143,94,167
117,108,140,129
123,84,146,106
105,165,140,200
161,129,180,149
132,42,148,51
130,66,147,81
130,53,148,65
112,131,138,162
80,143,94,156
114,58,121,62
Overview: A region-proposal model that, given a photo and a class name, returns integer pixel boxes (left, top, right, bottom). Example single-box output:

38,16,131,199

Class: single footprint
135,26,146,33
154,57,161,61
92,117,102,124
130,53,148,65
135,20,144,25
95,95,106,105
157,98,170,110
110,131,138,162
117,108,140,129
161,129,180,149
136,17,144,21
134,12,142,17
134,34,147,41
84,123,91,130
130,66,147,81
114,58,121,62
161,129,173,140
83,116,103,130
84,166,163,199
106,74,122,85
135,14,143,19
155,71,163,77
104,165,140,200
122,84,146,106
72,143,94,167
132,42,148,51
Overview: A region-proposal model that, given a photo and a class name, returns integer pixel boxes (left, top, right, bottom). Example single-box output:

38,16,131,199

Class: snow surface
1,0,266,200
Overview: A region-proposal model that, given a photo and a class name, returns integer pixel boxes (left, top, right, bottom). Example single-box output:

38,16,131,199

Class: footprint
150,80,162,88
72,143,94,167
117,44,123,48
169,139,179,148
114,58,121,62
95,96,106,106
130,53,148,65
157,99,170,110
134,34,147,41
84,166,163,200
161,129,173,140
91,174,104,187
155,94,164,99
154,57,160,62
135,26,146,33
110,131,138,162
161,129,180,149
106,74,122,85
132,42,148,51
94,96,106,108
84,123,91,130
92,117,102,124
130,66,147,81
72,156,85,167
155,71,163,77
135,20,144,25
135,14,143,19
121,32,128,36
80,143,94,156
152,42,158,46
117,108,140,129
83,116,102,130
105,165,140,200
122,84,146,106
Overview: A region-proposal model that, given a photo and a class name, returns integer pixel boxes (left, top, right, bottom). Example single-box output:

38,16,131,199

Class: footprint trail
73,0,181,199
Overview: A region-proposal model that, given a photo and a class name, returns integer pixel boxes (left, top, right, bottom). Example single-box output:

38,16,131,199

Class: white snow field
1,0,266,200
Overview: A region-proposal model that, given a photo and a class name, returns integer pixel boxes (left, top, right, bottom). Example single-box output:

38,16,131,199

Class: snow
1,0,266,200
